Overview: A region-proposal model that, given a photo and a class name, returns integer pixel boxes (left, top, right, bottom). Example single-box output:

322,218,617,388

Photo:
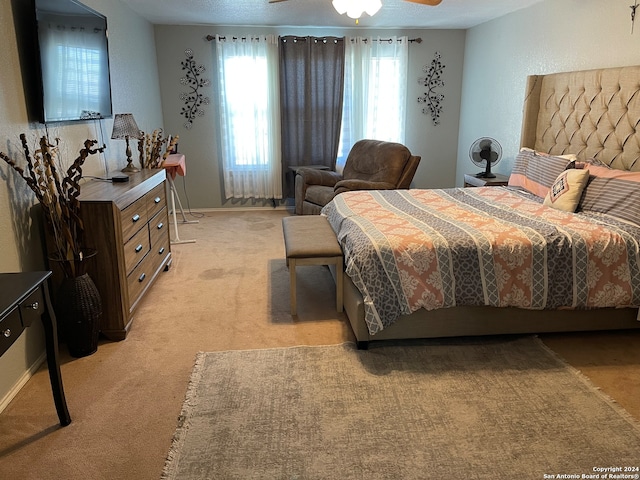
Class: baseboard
187,205,291,213
0,352,47,414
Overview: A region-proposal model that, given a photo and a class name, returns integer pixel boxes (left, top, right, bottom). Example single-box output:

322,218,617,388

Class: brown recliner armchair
294,139,421,215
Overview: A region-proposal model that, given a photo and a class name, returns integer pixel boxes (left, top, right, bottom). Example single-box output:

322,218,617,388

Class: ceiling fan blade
269,0,289,3
404,0,443,5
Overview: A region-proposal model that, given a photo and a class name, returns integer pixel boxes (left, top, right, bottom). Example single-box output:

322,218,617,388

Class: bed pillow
579,164,640,226
543,168,590,212
508,148,577,198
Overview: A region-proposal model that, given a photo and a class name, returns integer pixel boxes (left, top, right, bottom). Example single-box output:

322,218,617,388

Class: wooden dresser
79,169,172,340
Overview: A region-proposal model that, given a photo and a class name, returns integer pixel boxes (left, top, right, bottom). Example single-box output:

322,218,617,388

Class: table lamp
111,113,143,172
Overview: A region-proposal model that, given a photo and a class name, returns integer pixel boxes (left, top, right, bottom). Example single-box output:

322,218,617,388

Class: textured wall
0,0,163,408
154,25,466,208
456,0,640,185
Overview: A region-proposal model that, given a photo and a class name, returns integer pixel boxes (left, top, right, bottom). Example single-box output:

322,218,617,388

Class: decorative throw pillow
582,157,611,168
543,168,590,212
578,164,640,226
508,148,577,198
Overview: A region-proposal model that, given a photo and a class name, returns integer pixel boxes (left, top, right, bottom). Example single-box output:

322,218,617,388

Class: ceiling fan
269,0,442,22
268,0,442,6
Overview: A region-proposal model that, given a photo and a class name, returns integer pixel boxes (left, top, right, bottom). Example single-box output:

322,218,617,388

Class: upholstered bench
282,215,343,316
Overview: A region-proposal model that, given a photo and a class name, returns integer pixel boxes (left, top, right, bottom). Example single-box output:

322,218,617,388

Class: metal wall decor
179,48,210,129
631,1,638,33
418,52,445,126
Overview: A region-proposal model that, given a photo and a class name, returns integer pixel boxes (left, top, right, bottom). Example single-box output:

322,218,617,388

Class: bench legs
289,258,297,315
288,256,343,316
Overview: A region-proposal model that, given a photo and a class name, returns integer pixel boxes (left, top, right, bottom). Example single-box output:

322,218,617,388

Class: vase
50,251,102,358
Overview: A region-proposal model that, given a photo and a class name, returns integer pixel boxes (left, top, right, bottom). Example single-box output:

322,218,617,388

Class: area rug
161,337,640,480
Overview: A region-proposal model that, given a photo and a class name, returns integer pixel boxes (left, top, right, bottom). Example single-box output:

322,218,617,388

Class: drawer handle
138,273,146,283
158,247,165,255
132,214,140,223
25,302,39,310
157,222,164,230
135,244,143,253
2,328,11,338
154,196,161,204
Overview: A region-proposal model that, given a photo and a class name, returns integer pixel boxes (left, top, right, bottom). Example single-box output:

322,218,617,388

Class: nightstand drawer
120,196,149,243
0,307,24,357
124,225,151,276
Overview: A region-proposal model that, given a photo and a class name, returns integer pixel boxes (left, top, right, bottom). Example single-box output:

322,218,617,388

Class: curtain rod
206,35,422,43
355,37,422,43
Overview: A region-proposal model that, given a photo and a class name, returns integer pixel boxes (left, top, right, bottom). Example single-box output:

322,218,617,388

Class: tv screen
34,0,113,123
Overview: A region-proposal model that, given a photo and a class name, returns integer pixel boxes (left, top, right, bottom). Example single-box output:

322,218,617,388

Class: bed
323,65,640,347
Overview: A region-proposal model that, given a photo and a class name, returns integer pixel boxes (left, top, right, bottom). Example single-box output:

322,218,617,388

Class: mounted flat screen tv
33,0,113,123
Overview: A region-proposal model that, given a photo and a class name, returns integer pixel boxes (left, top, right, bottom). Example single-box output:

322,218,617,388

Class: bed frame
343,65,640,347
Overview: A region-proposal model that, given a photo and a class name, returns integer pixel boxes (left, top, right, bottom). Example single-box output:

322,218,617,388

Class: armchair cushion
304,185,340,211
342,140,413,186
295,139,421,215
297,168,342,187
334,179,397,195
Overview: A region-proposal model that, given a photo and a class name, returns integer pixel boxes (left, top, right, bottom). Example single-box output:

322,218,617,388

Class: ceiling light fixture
332,0,382,22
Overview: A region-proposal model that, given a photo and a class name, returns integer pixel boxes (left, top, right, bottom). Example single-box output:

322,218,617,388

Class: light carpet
161,337,640,480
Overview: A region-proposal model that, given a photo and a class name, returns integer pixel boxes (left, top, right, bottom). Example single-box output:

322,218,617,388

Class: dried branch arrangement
137,129,179,169
1,134,105,276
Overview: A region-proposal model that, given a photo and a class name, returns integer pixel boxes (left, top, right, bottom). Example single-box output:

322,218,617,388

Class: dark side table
463,173,509,187
0,271,71,426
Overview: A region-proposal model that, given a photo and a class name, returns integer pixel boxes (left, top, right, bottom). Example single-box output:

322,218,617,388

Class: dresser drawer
124,225,151,276
150,208,171,268
120,196,149,243
127,251,153,310
147,183,166,220
0,307,24,357
19,287,45,328
149,208,168,246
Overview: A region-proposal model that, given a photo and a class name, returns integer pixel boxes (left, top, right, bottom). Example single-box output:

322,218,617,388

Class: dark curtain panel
279,36,345,198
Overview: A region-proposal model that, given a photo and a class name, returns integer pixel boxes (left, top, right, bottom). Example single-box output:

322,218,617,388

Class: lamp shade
111,113,142,140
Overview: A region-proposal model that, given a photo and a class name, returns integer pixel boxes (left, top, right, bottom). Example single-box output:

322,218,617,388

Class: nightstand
464,173,509,187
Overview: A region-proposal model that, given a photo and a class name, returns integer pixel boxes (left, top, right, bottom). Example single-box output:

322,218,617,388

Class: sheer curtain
214,35,282,200
337,36,408,170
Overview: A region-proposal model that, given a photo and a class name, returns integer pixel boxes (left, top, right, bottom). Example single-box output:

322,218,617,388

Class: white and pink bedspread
322,187,640,335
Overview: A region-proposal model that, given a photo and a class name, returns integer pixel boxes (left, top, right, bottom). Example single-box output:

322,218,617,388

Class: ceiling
118,0,545,30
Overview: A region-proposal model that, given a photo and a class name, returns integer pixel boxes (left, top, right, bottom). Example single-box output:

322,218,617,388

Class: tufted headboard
520,65,640,171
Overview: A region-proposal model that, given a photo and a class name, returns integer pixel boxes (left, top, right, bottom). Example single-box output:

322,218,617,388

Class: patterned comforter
322,187,640,335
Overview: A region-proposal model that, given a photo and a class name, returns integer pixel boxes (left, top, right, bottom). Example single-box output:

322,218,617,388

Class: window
220,56,270,169
214,35,282,200
212,35,408,197
337,36,408,169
